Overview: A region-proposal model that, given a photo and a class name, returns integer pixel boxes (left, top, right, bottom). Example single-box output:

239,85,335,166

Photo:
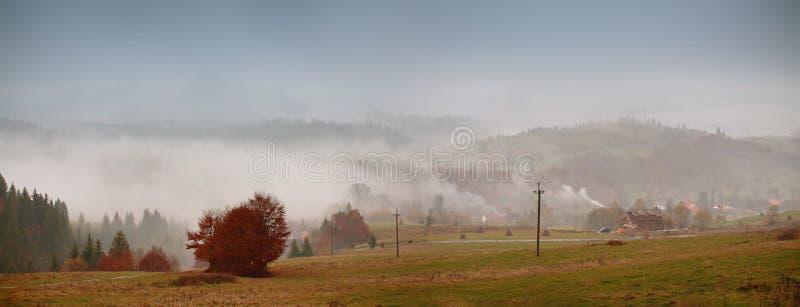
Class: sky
1,0,799,136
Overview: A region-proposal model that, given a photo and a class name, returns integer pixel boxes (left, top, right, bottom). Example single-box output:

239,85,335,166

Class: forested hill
0,172,73,273
473,118,800,208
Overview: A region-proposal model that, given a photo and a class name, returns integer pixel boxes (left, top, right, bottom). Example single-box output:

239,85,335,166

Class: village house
621,208,665,232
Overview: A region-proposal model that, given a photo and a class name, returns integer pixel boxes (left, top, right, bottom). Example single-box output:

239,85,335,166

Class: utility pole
393,209,401,257
330,219,334,256
535,182,545,256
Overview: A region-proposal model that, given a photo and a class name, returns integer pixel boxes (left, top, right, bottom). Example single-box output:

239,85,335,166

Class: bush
762,276,800,305
96,252,133,271
607,240,624,246
777,228,798,241
139,246,173,272
460,233,466,239
542,229,551,236
62,258,89,272
505,229,513,236
171,273,236,286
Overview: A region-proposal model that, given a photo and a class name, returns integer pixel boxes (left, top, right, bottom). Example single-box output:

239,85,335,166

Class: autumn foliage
316,206,371,252
186,193,290,277
96,231,133,271
138,246,173,272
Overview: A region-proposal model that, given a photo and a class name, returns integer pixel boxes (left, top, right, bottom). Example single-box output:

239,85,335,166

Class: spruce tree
301,237,313,257
81,234,95,266
94,239,104,266
288,239,300,258
50,253,60,272
110,231,130,252
70,243,79,259
368,233,377,249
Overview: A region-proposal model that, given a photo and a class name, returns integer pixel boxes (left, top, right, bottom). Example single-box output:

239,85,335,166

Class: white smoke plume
553,185,606,208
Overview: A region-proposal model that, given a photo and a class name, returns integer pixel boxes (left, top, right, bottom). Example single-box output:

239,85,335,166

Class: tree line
63,230,174,272
0,173,72,273
0,172,183,273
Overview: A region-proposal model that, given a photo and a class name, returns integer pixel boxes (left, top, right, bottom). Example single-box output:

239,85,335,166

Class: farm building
621,208,664,232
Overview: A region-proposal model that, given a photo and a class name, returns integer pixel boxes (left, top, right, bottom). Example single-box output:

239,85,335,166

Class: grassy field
368,222,629,244
723,210,799,228
2,225,798,306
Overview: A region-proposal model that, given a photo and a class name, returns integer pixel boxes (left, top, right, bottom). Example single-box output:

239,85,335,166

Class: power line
393,209,401,257
534,182,545,257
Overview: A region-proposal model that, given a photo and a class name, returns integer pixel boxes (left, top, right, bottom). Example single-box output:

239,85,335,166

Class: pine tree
94,239,104,266
70,243,79,259
81,234,95,267
368,233,377,249
288,239,300,258
0,172,7,200
301,237,313,257
50,253,60,272
110,230,130,252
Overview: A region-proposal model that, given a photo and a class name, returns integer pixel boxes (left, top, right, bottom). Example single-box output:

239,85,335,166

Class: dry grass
1,230,798,306
607,240,624,246
776,227,798,241
170,273,236,286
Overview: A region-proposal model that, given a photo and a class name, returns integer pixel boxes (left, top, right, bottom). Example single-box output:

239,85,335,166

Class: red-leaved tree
96,230,133,271
315,207,371,252
138,246,173,272
186,193,289,277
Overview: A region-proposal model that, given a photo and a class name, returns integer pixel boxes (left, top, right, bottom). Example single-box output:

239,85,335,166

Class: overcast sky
2,0,799,136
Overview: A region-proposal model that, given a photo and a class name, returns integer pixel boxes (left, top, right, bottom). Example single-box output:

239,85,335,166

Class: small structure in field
621,208,664,232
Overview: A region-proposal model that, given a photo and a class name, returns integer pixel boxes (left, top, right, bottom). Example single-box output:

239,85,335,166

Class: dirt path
0,274,140,289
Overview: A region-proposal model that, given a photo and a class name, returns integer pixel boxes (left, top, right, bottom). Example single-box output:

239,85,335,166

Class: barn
621,208,664,232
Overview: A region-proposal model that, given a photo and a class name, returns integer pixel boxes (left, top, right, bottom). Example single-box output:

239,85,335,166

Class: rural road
427,234,696,244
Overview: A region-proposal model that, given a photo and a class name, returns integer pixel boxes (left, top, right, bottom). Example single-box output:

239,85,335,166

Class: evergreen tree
70,243,79,259
368,233,377,249
94,238,104,266
111,213,123,233
288,239,300,258
97,230,133,271
50,253,60,272
81,234,96,267
100,214,111,246
301,237,313,257
110,230,130,252
0,172,7,200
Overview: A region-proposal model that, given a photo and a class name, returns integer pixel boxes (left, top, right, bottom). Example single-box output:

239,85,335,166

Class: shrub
505,229,513,236
542,229,551,236
607,240,624,246
762,276,800,305
139,246,173,272
62,258,89,272
171,273,236,286
96,252,133,271
460,233,466,239
777,228,797,241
